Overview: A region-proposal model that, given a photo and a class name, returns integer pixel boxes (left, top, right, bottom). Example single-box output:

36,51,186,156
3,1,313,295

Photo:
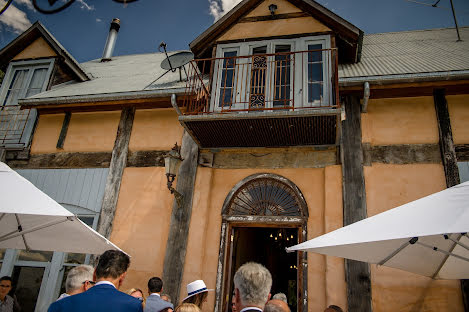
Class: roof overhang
190,0,363,63
0,21,89,82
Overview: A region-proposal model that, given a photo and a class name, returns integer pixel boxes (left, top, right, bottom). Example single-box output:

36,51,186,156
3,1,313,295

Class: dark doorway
227,226,299,311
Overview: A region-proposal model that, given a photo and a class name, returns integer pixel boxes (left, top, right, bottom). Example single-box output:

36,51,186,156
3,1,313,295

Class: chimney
101,18,120,61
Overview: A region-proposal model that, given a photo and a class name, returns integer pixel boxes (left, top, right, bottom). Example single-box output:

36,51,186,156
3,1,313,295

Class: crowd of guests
0,249,344,312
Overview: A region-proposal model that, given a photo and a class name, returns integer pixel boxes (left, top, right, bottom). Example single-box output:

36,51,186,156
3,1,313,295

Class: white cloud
76,0,94,11
96,18,102,22
208,0,242,22
0,0,32,34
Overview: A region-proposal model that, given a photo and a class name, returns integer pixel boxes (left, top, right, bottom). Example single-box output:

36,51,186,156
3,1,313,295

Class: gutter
362,82,370,113
339,70,469,87
171,94,182,116
20,88,186,108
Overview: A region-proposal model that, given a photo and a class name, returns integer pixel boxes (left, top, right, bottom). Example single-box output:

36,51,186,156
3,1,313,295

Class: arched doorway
215,174,308,312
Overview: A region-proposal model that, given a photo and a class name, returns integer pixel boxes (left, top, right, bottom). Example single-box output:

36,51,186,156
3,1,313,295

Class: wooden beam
456,144,469,162
341,95,372,312
96,107,135,239
362,143,441,165
56,112,71,149
433,89,468,311
239,12,310,23
127,150,166,167
6,152,111,168
162,131,199,304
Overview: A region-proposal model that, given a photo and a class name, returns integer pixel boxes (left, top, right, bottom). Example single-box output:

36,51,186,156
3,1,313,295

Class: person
232,262,272,312
127,288,146,308
144,277,173,312
48,250,142,312
231,291,237,312
181,280,212,310
271,293,287,303
174,303,200,312
324,305,343,312
57,265,94,300
264,299,290,312
0,276,14,312
160,294,171,303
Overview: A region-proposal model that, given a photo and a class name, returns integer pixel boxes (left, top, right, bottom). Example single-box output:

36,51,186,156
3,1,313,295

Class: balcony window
0,59,54,148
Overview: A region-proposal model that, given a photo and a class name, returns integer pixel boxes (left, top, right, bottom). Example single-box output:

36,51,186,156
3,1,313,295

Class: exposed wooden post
0,148,5,162
96,107,135,239
433,89,468,310
56,112,71,149
340,95,372,312
162,131,199,304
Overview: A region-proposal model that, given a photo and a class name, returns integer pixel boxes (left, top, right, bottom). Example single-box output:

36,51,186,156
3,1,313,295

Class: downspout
171,94,182,116
362,82,370,113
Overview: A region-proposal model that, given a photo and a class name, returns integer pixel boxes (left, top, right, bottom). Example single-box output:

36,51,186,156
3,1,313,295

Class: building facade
0,1,469,311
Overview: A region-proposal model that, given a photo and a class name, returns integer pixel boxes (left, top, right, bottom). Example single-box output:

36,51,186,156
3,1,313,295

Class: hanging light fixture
163,143,184,207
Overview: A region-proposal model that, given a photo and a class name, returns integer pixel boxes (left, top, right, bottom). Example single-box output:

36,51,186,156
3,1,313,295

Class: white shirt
149,293,161,297
95,281,116,288
240,308,262,312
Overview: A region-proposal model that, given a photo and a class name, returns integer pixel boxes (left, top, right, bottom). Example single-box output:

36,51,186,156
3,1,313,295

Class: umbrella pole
431,234,462,279
15,214,31,251
417,240,469,263
379,237,418,266
0,217,73,244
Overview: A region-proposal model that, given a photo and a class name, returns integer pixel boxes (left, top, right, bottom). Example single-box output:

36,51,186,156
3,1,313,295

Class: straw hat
182,280,213,301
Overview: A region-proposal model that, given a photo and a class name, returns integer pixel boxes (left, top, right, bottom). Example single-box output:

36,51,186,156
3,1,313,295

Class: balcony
180,48,340,148
0,105,35,148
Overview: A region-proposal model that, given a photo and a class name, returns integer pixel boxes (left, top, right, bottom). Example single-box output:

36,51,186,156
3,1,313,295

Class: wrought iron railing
0,105,32,146
183,48,339,115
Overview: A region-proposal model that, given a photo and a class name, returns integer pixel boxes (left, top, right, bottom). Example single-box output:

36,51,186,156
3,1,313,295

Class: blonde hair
182,292,208,309
127,288,146,308
175,303,201,312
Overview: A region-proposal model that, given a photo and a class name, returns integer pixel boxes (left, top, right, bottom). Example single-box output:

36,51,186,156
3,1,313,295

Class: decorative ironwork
226,178,304,216
253,55,267,69
249,94,265,108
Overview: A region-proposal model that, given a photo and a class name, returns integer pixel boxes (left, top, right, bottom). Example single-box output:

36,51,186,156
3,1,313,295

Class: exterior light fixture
164,143,184,207
269,4,277,16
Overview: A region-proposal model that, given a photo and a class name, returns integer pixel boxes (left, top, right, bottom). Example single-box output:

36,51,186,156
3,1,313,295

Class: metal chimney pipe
101,18,120,61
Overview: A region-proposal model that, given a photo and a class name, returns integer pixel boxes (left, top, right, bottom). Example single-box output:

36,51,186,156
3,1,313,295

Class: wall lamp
164,143,184,207
269,4,277,16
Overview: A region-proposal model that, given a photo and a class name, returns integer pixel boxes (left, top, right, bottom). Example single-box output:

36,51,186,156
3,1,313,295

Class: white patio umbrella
0,161,123,255
286,181,469,279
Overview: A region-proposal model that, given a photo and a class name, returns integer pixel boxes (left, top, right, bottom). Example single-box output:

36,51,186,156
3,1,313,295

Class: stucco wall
12,37,56,60
246,0,302,16
111,167,174,293
31,111,120,153
364,163,463,312
362,97,439,145
181,167,344,312
129,108,184,151
447,94,469,145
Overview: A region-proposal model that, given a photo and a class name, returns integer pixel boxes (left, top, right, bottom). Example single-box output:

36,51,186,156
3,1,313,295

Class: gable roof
0,21,89,81
190,0,363,63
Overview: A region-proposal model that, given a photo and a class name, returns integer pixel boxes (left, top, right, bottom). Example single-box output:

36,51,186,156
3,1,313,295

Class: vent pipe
101,18,120,61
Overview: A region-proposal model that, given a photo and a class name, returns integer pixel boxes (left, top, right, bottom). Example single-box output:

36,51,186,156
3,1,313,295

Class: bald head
264,299,290,312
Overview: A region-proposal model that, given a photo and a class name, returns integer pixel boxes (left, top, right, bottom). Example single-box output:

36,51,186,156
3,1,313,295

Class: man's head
233,262,272,310
0,276,12,300
264,299,291,312
95,250,130,288
148,277,163,294
324,305,343,312
65,265,94,295
272,293,287,303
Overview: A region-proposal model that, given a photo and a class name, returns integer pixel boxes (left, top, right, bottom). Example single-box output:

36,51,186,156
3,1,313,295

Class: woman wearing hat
182,280,213,309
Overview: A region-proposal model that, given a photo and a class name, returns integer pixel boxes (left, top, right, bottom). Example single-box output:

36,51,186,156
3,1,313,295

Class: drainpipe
171,94,182,116
101,18,120,61
362,82,370,113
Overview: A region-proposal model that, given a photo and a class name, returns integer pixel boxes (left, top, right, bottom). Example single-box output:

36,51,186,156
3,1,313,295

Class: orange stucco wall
31,111,120,153
246,0,302,17
362,97,439,145
111,167,174,292
447,94,469,144
180,166,344,312
364,163,463,312
30,113,64,154
12,37,57,60
129,108,184,151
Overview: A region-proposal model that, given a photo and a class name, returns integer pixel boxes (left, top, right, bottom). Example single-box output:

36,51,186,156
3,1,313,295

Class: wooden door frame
214,216,308,312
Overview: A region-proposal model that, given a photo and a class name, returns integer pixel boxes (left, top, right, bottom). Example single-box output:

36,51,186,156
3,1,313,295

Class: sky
0,0,468,63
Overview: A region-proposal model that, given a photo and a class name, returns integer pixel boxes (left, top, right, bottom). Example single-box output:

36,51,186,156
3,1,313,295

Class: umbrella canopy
0,162,123,255
287,181,469,279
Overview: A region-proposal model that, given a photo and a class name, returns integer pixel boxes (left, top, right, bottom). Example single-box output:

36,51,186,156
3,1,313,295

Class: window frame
214,35,331,111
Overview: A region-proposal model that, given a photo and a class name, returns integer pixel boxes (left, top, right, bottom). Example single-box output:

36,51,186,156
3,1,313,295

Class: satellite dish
161,51,194,71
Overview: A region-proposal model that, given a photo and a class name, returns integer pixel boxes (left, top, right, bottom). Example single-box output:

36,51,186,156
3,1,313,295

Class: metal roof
339,27,469,84
21,51,188,105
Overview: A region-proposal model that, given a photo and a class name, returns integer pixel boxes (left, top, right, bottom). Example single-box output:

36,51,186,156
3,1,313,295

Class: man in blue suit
48,250,142,312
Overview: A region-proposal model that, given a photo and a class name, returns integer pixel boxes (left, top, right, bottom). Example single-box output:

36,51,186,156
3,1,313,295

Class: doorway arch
215,173,308,312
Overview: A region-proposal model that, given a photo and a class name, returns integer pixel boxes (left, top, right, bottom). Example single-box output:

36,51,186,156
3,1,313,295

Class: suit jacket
48,284,143,312
144,294,173,312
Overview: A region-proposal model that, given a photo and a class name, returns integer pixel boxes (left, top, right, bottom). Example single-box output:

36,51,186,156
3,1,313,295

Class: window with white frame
0,59,54,147
213,36,331,112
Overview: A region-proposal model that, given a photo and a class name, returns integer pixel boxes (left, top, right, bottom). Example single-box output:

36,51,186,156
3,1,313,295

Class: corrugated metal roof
25,51,189,102
339,27,469,79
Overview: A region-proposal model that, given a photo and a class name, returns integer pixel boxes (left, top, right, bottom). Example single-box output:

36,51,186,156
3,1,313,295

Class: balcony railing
183,48,339,115
0,105,33,147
